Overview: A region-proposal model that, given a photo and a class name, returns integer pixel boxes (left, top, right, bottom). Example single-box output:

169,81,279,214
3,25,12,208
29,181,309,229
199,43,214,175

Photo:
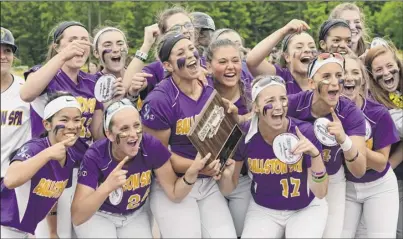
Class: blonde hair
364,45,403,109
329,2,369,56
156,5,193,34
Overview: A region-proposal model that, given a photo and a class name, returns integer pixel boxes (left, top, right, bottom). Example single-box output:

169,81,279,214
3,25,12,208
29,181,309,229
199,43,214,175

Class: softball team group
1,2,402,238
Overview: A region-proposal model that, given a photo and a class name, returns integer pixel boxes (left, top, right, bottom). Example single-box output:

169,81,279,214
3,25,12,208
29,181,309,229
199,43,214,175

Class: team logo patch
273,133,302,165
314,117,338,147
109,187,123,206
1,29,5,40
365,119,372,141
141,103,154,121
16,146,31,159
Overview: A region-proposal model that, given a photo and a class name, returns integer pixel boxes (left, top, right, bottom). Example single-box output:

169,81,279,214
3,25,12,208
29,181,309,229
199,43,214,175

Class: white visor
308,57,344,79
104,100,136,131
245,76,286,143
43,96,82,120
93,27,126,47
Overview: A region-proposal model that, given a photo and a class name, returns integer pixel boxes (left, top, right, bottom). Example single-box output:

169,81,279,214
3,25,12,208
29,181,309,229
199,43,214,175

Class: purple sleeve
140,91,174,130
274,65,291,81
77,148,101,190
23,65,42,80
344,103,366,137
286,93,300,117
141,62,163,99
10,141,43,163
144,134,171,169
372,110,400,150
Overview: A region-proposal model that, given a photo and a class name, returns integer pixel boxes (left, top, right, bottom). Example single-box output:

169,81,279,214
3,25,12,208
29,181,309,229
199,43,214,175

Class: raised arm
246,19,310,77
123,24,159,92
20,40,91,102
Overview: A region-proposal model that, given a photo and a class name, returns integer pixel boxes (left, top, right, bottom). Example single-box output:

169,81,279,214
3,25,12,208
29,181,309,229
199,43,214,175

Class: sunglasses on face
167,22,194,33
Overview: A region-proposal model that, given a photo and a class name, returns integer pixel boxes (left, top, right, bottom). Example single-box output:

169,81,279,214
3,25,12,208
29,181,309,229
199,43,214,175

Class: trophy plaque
187,90,244,168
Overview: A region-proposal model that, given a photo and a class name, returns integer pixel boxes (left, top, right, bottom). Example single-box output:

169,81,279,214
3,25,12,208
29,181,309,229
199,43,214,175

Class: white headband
43,96,82,120
308,57,344,79
245,78,286,143
104,102,136,131
93,27,127,47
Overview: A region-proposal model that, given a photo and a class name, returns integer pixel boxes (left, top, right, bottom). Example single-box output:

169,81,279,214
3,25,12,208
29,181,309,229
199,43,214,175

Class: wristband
311,169,326,178
312,173,328,183
135,50,148,62
183,176,195,185
339,136,353,152
311,152,321,159
345,150,359,163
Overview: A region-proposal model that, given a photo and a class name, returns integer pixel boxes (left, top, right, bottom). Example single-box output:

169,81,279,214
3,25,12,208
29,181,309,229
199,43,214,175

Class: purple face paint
263,104,273,116
53,125,65,135
193,51,200,60
177,57,186,69
102,49,112,63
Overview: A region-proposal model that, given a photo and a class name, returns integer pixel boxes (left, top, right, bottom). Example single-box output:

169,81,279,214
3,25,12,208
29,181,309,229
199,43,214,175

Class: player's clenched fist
103,156,129,192
59,40,92,62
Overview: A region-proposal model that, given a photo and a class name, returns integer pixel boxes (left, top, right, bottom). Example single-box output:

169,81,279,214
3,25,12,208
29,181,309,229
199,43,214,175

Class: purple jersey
345,98,400,183
77,133,170,214
274,65,303,95
234,117,320,210
140,57,207,100
25,66,103,155
287,91,366,175
140,77,214,177
0,137,79,234
93,71,104,80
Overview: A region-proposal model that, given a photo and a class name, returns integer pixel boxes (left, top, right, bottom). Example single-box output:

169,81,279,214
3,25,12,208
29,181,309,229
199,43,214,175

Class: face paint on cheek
102,49,112,63
193,51,200,60
262,104,273,116
53,125,65,135
177,57,186,69
116,132,128,145
318,80,330,94
390,69,399,76
374,74,383,82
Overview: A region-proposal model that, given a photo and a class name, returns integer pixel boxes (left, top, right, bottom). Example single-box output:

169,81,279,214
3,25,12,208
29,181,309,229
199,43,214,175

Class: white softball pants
323,166,346,238
73,202,152,238
342,167,399,238
150,178,237,238
241,197,328,238
1,226,30,238
225,174,252,237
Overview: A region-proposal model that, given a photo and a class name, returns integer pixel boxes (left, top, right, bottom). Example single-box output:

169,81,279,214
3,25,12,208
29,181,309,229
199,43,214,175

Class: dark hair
39,91,74,138
318,19,350,43
205,39,251,111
